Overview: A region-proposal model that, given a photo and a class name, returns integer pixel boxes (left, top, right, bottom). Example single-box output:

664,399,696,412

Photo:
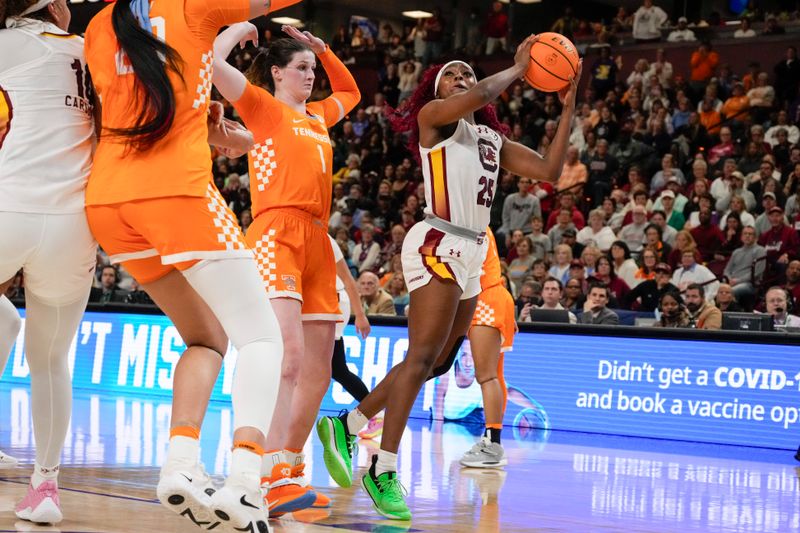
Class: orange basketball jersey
232,48,360,221
480,227,503,291
84,0,250,205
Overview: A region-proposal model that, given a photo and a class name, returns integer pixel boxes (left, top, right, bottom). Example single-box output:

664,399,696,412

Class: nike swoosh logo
240,494,259,509
181,474,193,483
292,118,305,123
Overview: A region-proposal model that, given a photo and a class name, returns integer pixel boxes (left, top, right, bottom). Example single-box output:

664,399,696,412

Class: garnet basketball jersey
419,119,503,234
0,22,94,214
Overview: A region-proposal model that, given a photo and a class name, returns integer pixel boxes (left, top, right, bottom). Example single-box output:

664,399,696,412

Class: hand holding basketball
525,32,580,93
514,34,539,76
557,59,582,107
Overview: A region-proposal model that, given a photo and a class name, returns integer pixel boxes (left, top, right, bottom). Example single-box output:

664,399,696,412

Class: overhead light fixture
402,10,433,19
272,16,304,27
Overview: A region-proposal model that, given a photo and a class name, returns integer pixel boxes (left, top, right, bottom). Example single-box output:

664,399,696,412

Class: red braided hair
384,63,510,163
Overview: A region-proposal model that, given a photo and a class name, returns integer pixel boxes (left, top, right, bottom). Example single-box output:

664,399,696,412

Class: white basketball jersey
420,119,503,233
0,22,94,214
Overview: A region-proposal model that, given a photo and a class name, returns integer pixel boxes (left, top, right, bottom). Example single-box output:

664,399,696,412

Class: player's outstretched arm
418,35,537,130
499,60,582,183
212,22,258,103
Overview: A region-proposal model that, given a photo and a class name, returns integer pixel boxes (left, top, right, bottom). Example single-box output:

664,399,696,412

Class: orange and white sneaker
264,462,316,517
358,415,384,440
291,463,331,509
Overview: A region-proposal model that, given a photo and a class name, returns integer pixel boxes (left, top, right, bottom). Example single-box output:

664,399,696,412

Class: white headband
22,0,55,16
434,60,475,98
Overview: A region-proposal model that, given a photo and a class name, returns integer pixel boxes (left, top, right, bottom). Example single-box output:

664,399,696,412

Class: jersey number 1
476,176,495,207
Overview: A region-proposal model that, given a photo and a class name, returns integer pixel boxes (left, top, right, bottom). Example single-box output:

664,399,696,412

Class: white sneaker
157,461,219,529
210,475,271,533
0,449,19,469
459,437,508,468
15,479,62,524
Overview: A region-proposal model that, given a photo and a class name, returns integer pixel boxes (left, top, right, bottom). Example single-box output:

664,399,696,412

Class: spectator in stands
672,248,719,301
515,280,542,317
667,17,696,43
715,283,743,312
649,210,677,247
647,48,673,88
618,205,649,253
649,153,685,196
762,14,785,36
716,172,756,213
654,290,691,328
724,225,766,308
352,225,381,274
558,146,588,197
668,230,701,269
358,271,396,316
483,1,509,54
654,177,689,212
689,41,719,99
690,209,726,262
784,260,800,306
758,206,799,270
563,276,585,313
508,237,536,289
398,59,422,102
549,244,574,285
548,209,577,248
658,190,686,231
550,7,577,43
590,47,618,98
610,241,638,288
684,283,722,329
386,273,409,311
708,127,737,167
421,8,445,67
528,216,552,260
546,193,585,231
586,139,619,208
754,192,783,236
774,46,800,108
240,209,253,234
747,72,775,124
632,0,667,43
499,177,541,242
519,278,577,324
577,208,616,252
626,261,676,311
580,282,620,325
530,259,549,285
716,212,743,263
89,266,128,304
643,222,671,263
764,286,800,328
631,247,658,287
766,110,799,148
733,18,756,39
592,255,631,305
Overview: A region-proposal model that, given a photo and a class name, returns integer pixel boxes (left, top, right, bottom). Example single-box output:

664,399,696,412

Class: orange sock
233,440,265,457
170,425,200,440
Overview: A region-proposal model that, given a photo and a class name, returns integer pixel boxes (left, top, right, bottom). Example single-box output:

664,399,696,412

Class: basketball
525,32,580,93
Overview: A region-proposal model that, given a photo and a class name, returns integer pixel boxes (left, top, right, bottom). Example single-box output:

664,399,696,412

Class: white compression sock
165,435,200,466
31,463,59,489
183,259,283,437
347,409,369,435
375,450,398,476
0,295,22,375
230,447,261,484
24,291,88,471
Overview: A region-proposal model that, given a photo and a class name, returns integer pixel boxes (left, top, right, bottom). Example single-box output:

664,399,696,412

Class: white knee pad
184,259,283,435
0,295,22,374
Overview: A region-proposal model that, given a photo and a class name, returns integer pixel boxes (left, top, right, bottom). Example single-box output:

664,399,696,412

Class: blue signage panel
3,310,799,450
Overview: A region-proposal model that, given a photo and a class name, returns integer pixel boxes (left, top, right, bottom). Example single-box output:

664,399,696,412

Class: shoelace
377,475,408,504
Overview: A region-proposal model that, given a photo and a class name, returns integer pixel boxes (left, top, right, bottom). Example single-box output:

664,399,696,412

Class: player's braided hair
384,63,509,163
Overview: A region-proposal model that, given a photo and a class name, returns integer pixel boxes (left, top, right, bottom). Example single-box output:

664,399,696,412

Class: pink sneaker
357,415,384,440
15,479,63,524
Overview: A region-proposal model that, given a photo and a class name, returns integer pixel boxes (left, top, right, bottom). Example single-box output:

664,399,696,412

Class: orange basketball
525,32,580,93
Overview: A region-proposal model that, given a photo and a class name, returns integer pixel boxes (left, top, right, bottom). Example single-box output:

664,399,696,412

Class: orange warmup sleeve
185,0,251,43
308,47,361,127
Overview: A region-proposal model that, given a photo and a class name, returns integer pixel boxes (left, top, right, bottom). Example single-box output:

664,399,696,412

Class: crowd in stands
6,1,800,330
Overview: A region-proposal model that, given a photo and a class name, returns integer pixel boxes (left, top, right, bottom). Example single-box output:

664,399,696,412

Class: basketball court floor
1,384,798,532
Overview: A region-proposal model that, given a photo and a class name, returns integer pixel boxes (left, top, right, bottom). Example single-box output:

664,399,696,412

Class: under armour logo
449,249,461,257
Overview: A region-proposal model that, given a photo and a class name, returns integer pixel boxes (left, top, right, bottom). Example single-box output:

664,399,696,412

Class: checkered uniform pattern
473,299,496,327
192,50,213,109
250,139,277,192
205,184,247,251
253,228,278,292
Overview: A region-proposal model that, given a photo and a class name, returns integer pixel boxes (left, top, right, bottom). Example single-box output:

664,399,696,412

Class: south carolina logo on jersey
478,138,499,173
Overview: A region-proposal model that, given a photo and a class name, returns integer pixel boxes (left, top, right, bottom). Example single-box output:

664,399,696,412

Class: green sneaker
316,412,356,488
361,456,411,521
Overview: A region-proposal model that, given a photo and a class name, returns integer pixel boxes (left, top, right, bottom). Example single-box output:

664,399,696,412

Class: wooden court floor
2,389,800,532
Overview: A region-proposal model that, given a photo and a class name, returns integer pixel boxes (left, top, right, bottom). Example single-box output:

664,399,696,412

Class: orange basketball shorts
86,183,251,284
246,208,338,321
471,283,517,352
